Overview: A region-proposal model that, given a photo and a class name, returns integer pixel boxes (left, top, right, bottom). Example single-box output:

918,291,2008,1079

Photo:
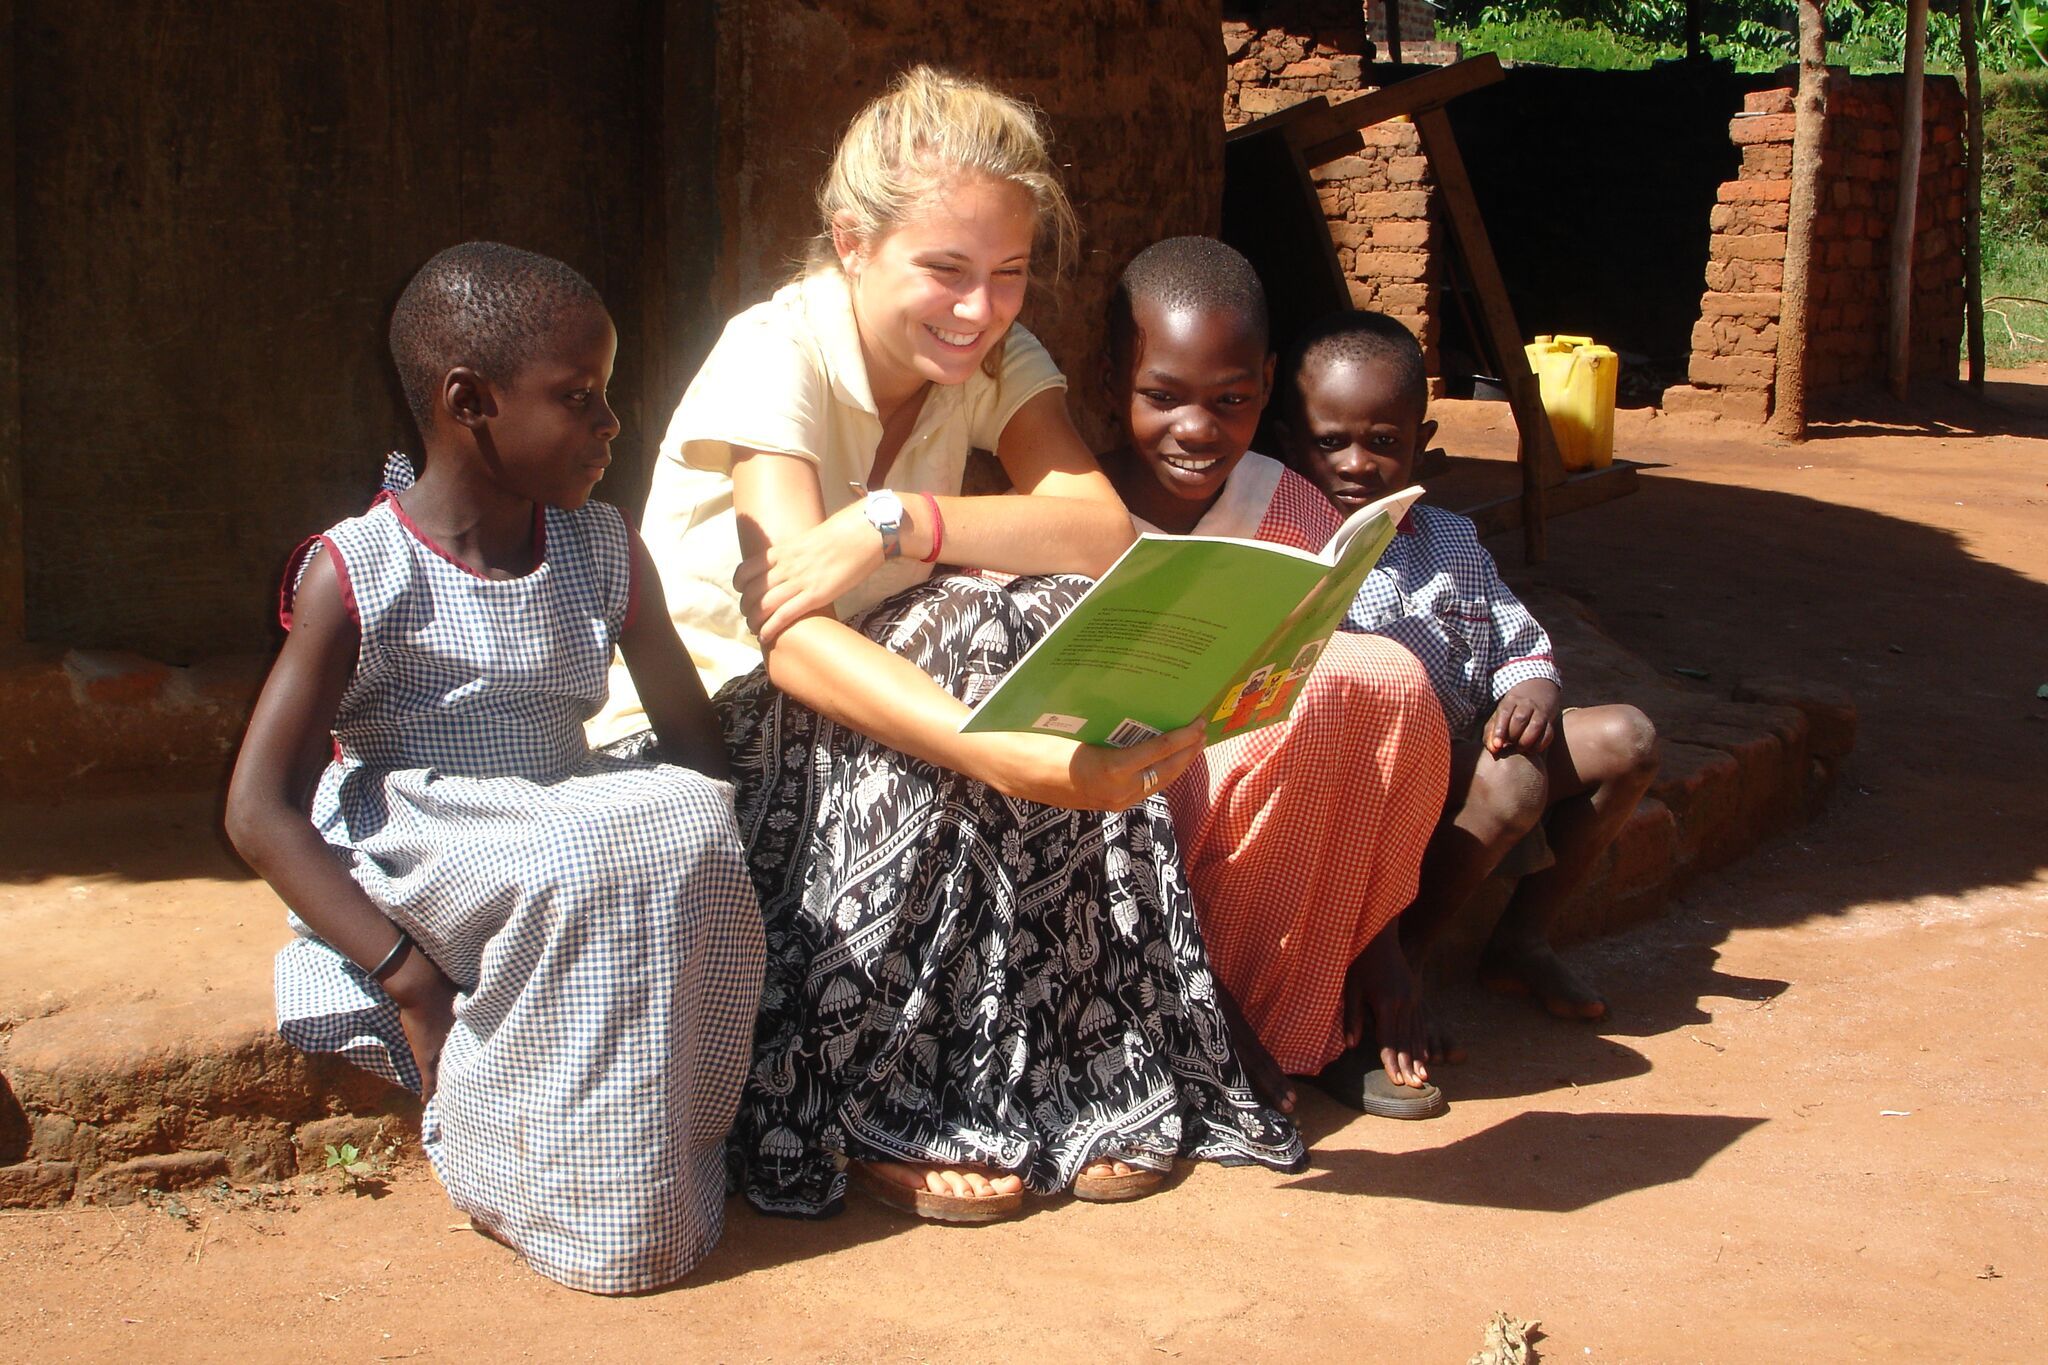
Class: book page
961,536,1326,746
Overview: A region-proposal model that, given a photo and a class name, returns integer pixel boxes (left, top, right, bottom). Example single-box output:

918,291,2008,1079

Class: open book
961,484,1424,747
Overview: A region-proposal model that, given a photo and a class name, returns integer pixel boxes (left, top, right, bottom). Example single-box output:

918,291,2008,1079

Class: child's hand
384,950,459,1104
736,500,889,646
1486,679,1563,756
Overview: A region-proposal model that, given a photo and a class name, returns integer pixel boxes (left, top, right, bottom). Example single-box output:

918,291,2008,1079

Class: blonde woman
595,67,1302,1221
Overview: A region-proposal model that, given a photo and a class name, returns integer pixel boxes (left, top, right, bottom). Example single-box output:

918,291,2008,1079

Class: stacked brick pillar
1222,6,1443,386
1311,125,1441,390
1666,75,1968,421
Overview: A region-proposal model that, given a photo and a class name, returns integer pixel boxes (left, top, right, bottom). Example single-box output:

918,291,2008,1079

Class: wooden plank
1223,56,1504,164
1224,92,1335,145
1412,104,1563,562
1295,56,1504,166
1461,461,1641,540
1961,0,1986,390
0,0,22,645
1887,0,1929,397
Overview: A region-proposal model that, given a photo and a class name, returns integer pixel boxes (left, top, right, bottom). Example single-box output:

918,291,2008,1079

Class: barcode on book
1105,719,1162,749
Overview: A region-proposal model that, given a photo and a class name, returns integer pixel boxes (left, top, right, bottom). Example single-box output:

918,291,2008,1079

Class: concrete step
0,590,1855,1209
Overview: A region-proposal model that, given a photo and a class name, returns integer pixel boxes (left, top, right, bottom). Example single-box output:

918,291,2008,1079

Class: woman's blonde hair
810,66,1080,291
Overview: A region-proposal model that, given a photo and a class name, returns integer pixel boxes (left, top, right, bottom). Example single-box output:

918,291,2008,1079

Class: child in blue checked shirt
1274,310,1658,1035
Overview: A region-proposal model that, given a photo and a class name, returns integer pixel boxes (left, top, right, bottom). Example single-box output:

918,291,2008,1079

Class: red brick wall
1667,74,1968,422
1311,123,1440,380
1222,8,1443,387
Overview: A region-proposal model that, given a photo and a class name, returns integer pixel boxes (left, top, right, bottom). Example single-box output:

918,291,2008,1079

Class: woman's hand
384,950,459,1104
964,720,1206,811
734,499,885,646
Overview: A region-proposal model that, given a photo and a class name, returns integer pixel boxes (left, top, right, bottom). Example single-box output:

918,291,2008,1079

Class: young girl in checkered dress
225,243,765,1296
1098,238,1454,1120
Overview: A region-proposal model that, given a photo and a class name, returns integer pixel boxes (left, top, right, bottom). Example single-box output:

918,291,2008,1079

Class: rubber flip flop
1071,1162,1168,1203
1309,1042,1447,1120
846,1161,1025,1225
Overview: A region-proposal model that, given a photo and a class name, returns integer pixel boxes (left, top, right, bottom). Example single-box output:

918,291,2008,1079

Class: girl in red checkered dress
1099,237,1454,1119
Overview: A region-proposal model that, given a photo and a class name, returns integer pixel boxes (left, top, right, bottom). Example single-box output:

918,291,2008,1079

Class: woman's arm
223,552,459,1098
617,535,730,780
731,449,1200,810
950,384,1134,572
743,388,1135,645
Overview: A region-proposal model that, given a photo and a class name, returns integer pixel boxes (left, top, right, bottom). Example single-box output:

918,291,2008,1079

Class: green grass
1438,15,1684,68
1980,70,2048,368
1981,232,2048,368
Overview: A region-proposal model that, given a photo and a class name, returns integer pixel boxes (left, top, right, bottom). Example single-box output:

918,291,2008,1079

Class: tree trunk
1771,0,1827,441
1962,0,1986,390
1886,0,1929,398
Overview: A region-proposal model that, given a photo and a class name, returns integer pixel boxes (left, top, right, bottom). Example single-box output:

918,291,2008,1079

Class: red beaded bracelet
917,491,945,564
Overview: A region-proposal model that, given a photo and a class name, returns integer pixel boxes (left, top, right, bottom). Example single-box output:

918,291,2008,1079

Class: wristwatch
863,488,905,561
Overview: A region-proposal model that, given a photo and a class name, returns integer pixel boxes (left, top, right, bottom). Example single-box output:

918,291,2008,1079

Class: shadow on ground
1288,1110,1766,1212
1494,414,2048,925
0,789,250,884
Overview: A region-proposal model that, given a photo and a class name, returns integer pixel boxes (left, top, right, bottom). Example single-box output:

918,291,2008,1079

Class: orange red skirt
1168,632,1450,1076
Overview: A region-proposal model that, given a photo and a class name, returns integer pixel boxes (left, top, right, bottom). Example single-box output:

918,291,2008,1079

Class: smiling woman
592,68,1304,1223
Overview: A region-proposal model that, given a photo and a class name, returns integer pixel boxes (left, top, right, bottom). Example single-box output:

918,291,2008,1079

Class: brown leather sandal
846,1160,1025,1224
1071,1160,1169,1203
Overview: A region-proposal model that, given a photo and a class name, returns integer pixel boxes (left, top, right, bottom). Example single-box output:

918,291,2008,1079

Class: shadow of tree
1511,453,2048,919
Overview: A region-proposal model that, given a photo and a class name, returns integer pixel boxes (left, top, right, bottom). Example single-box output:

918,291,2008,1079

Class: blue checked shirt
1344,503,1562,737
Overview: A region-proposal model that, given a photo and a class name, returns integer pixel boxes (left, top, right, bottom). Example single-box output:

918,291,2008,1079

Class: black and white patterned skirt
712,572,1304,1216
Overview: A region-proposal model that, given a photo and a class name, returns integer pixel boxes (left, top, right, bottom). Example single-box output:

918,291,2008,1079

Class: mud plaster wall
6,1,1226,660
12,0,666,662
714,0,1227,454
1668,75,1968,422
1221,7,1442,387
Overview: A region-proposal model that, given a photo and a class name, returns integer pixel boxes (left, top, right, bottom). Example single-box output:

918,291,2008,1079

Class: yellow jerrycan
1522,335,1617,471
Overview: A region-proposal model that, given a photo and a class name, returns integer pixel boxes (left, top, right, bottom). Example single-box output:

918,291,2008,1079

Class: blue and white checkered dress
272,458,765,1295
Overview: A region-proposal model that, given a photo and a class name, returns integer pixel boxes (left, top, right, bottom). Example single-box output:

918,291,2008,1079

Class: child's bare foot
1478,939,1609,1020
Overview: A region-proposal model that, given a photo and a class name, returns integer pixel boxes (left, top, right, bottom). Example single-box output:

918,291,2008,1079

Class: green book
961,484,1424,747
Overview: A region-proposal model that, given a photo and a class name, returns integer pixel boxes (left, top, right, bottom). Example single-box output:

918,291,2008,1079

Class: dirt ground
4,375,2045,1362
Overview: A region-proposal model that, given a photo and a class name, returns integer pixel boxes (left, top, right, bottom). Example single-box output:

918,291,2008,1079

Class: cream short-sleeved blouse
590,269,1067,746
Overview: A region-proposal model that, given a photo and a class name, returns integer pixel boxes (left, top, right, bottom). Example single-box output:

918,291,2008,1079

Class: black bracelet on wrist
368,931,414,983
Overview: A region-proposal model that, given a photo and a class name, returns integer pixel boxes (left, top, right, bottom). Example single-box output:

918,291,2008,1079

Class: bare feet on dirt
1345,926,1466,1087
1477,938,1610,1020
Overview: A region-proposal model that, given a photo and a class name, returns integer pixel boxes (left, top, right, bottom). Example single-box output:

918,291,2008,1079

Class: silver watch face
865,489,905,557
865,489,904,532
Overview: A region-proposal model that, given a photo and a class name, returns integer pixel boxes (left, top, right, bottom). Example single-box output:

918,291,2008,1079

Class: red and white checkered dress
1156,456,1451,1076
